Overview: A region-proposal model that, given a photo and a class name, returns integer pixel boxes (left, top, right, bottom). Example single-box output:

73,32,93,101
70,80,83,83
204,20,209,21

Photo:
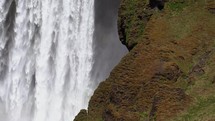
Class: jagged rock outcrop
117,0,153,51
75,0,215,120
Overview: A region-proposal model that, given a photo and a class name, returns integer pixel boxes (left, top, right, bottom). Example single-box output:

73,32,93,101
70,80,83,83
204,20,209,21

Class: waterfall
0,0,95,121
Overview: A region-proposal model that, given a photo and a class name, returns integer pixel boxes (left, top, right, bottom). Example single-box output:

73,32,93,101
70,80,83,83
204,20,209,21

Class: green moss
175,77,190,90
118,0,151,49
172,97,215,121
167,1,188,11
175,60,193,74
173,51,215,121
75,0,215,120
140,111,149,121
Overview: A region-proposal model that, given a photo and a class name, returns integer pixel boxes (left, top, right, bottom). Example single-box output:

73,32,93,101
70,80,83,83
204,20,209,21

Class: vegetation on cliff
75,0,215,120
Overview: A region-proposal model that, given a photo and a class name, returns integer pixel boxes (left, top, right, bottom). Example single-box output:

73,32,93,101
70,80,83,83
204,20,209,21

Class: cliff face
75,0,215,121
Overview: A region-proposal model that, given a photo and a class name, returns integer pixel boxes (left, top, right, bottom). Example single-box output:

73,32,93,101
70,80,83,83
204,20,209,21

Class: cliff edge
75,0,215,120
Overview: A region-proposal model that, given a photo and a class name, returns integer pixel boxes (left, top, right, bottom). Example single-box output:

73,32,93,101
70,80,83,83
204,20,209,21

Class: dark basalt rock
206,0,215,14
149,0,165,10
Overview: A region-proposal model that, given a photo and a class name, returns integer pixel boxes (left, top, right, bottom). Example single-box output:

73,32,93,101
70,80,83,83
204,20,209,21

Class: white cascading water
0,0,95,121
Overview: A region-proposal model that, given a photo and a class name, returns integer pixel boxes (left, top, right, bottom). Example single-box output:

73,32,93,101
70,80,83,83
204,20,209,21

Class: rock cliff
75,0,215,120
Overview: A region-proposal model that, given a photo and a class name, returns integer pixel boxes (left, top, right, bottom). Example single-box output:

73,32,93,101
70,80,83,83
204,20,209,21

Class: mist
90,0,128,88
0,0,128,120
